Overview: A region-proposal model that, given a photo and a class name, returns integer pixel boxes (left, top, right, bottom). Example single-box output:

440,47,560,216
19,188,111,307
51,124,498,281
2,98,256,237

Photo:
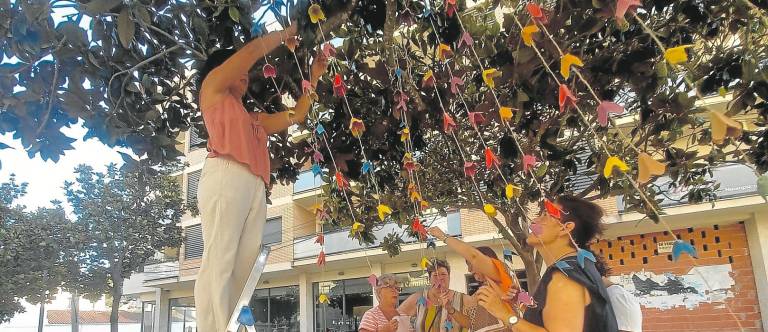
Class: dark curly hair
555,195,605,248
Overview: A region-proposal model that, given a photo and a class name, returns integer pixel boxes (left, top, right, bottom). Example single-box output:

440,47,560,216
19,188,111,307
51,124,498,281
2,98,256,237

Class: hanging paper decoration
302,79,313,95
313,150,324,162
637,152,666,184
237,306,256,326
351,221,364,234
444,320,454,330
483,204,497,218
484,147,499,168
671,239,698,261
560,53,584,79
458,31,474,49
377,204,393,221
361,161,373,174
285,36,299,52
596,101,625,127
420,257,431,269
315,124,326,135
349,118,365,138
318,293,330,304
718,86,728,97
603,156,629,178
436,43,453,61
499,106,514,122
308,3,326,23
443,113,457,133
450,76,464,94
502,248,514,261
403,153,417,172
317,250,326,266
422,70,435,88
427,238,437,249
482,68,501,88
554,260,572,274
505,184,521,200
412,217,427,238
464,161,478,178
615,0,642,21
543,199,562,219
468,112,485,129
395,67,402,78
445,0,457,17
664,45,693,65
333,74,347,97
517,291,536,307
395,91,409,113
758,174,768,200
262,64,276,78
316,209,330,223
521,24,539,46
417,296,428,306
322,42,336,58
367,274,378,287
315,233,325,245
576,248,596,268
522,154,537,173
310,202,324,215
529,222,543,236
709,111,743,144
419,199,430,211
558,84,578,113
526,2,547,22
311,163,323,176
335,171,349,189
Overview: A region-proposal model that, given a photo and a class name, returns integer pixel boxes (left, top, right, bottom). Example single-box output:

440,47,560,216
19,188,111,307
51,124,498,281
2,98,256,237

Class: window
313,278,373,332
141,301,155,332
184,224,203,260
169,297,196,332
263,217,282,245
186,170,201,206
189,127,206,151
249,286,300,331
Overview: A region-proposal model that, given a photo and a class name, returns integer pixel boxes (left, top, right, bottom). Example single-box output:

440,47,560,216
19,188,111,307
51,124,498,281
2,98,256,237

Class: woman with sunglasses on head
474,195,618,332
399,259,470,332
360,274,405,332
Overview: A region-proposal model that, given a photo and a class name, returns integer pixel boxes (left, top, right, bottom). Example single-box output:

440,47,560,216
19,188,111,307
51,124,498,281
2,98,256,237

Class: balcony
293,170,324,209
293,211,461,260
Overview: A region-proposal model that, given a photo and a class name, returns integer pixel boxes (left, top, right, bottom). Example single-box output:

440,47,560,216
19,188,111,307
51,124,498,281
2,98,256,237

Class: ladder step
226,245,271,332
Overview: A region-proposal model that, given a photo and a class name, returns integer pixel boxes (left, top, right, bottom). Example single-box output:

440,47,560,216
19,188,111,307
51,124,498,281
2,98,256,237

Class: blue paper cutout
237,306,255,326
395,67,402,78
311,163,322,176
554,260,571,275
427,238,436,249
576,248,596,268
417,296,427,307
503,248,514,261
315,123,326,135
672,239,698,261
250,23,263,36
444,320,453,330
361,161,373,174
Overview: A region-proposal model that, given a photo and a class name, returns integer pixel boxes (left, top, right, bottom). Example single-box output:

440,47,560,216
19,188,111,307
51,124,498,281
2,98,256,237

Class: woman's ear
560,221,576,236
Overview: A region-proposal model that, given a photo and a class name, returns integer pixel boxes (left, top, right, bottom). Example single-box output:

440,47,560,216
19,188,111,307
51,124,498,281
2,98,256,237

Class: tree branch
35,61,59,139
109,45,182,104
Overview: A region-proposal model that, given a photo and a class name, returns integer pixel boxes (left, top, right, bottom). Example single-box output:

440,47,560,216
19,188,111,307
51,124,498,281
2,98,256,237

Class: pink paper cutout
458,32,474,49
468,112,486,129
368,274,378,287
558,84,578,113
302,79,313,94
522,154,537,172
450,76,464,94
464,161,478,178
596,101,625,127
262,64,276,78
322,42,336,58
615,0,642,21
443,113,457,133
313,150,324,162
518,291,535,306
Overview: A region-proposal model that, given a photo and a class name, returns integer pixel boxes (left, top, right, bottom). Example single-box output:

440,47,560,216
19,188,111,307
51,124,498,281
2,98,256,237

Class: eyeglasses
380,285,402,292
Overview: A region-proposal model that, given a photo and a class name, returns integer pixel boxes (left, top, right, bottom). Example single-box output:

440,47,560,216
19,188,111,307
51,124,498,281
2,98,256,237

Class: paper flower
450,76,464,94
443,113,457,133
483,204,497,218
615,0,642,21
349,117,365,138
317,250,326,266
351,221,364,233
603,156,629,178
484,147,499,168
285,36,299,52
402,153,417,172
422,70,435,88
526,2,546,22
262,64,276,78
335,171,349,189
445,0,457,17
436,43,453,61
395,90,409,113
333,74,347,97
664,45,693,65
558,84,578,113
523,154,537,173
560,53,584,79
322,42,336,57
458,31,474,49
522,24,539,46
468,112,485,129
596,101,624,127
637,152,666,184
672,239,698,261
361,161,373,174
412,218,427,238
419,199,429,211
499,106,514,122
482,68,501,88
367,274,378,287
464,161,478,178
400,127,410,142
318,293,329,304
308,3,326,23
238,307,255,326
518,291,536,307
315,233,324,245
377,204,393,221
505,184,521,200
709,111,743,144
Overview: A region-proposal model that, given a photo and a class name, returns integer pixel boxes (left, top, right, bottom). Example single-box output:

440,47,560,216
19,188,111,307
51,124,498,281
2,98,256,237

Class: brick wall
460,209,498,236
591,223,763,332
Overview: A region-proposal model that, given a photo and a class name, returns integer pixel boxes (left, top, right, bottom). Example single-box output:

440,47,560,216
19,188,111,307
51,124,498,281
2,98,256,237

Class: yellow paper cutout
377,204,393,221
318,293,329,304
349,118,365,138
603,156,630,178
505,184,521,200
560,53,584,79
482,68,500,89
400,127,410,142
483,204,497,218
351,222,364,232
436,43,452,61
522,24,539,47
499,107,514,122
709,111,743,144
420,257,431,269
308,4,326,23
664,45,693,65
637,152,666,184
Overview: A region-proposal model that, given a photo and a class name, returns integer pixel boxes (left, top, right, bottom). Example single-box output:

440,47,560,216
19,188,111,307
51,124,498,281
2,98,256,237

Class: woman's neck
540,240,577,266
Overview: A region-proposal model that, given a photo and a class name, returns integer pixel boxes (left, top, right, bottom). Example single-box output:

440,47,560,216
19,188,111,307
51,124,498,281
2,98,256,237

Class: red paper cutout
333,74,347,97
464,161,478,178
544,199,562,219
484,147,500,168
317,251,326,266
315,234,325,245
411,217,427,239
526,2,548,23
443,113,457,133
450,76,464,94
558,84,578,113
263,64,276,78
445,0,457,17
335,171,349,189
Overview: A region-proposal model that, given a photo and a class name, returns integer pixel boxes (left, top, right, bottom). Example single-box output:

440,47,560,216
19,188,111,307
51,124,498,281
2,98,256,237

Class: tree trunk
38,301,45,332
109,280,123,332
520,250,542,291
70,291,79,332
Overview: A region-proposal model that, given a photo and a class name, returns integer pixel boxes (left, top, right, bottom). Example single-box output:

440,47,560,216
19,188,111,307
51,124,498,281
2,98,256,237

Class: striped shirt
360,306,390,331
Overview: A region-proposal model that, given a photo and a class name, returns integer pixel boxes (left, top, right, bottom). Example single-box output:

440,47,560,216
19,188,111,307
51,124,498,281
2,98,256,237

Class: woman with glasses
360,274,404,332
474,195,619,332
399,259,469,332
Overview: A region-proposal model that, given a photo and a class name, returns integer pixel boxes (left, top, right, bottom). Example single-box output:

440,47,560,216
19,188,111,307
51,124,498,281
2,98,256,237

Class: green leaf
117,8,135,49
535,163,548,178
228,7,240,23
80,0,123,15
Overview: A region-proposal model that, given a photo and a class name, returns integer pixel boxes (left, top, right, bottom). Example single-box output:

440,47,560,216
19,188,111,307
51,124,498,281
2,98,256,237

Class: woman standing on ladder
194,25,328,332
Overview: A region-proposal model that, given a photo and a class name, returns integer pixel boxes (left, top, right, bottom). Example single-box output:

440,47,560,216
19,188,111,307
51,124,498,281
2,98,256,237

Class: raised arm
427,227,501,283
398,292,419,316
202,25,297,95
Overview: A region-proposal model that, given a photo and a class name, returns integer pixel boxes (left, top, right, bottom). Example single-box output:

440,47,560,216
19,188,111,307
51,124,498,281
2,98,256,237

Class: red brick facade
591,222,763,331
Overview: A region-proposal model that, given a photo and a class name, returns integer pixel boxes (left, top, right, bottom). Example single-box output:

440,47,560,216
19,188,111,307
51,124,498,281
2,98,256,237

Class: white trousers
194,157,266,332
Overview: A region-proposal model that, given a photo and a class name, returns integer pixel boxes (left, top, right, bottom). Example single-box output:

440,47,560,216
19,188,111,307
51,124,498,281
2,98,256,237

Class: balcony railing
143,261,179,282
294,211,461,260
293,170,323,194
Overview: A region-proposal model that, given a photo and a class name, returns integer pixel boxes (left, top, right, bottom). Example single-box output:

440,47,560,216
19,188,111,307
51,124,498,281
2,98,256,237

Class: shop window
313,277,373,332
248,286,300,331
141,301,155,332
169,297,196,332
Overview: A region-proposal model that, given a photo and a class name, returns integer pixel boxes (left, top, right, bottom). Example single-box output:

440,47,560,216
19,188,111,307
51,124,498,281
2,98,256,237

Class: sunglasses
380,285,402,292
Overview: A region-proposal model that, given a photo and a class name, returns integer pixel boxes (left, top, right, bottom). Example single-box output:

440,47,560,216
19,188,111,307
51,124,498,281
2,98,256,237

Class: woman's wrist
441,234,451,242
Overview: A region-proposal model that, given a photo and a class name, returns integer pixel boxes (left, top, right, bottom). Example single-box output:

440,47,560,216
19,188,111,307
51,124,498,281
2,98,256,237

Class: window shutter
184,224,203,260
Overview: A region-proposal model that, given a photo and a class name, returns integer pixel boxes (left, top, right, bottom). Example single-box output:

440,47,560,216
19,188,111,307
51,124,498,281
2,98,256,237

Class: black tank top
522,256,618,332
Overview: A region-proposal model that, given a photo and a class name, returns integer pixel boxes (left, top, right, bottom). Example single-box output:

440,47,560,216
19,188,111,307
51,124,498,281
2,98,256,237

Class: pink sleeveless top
200,93,271,185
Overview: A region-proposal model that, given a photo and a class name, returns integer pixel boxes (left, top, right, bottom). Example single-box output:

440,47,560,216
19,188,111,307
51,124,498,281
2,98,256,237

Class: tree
3,0,768,289
0,175,79,326
64,162,184,332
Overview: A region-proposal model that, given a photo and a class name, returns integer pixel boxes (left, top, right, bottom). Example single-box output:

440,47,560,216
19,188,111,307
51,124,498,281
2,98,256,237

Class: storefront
251,286,300,331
